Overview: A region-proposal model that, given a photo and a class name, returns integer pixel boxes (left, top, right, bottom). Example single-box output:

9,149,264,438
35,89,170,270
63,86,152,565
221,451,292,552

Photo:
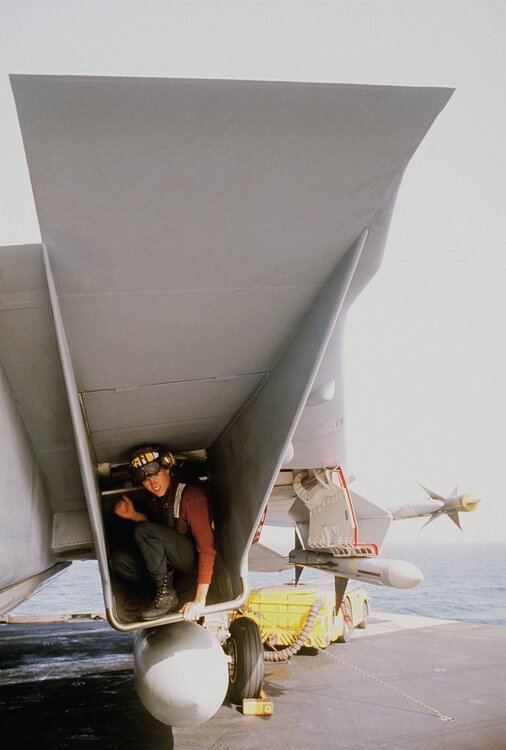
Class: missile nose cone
355,557,424,589
384,559,424,589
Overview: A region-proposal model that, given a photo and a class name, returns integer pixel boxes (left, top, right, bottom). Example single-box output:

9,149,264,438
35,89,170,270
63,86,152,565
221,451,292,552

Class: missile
134,620,229,727
390,499,444,520
288,549,423,589
388,485,481,530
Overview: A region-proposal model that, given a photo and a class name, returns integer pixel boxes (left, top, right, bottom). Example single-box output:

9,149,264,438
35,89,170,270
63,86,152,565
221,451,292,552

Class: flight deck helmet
129,445,176,483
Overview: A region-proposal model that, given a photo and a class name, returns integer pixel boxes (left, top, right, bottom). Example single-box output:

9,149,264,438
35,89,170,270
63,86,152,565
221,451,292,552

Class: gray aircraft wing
1,76,452,615
7,74,451,489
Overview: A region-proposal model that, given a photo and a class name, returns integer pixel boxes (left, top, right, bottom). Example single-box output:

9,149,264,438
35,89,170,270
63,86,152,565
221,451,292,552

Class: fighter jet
0,75,478,727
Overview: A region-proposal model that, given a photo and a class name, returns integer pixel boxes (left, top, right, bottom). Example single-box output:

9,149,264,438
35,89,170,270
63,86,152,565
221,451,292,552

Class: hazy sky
1,1,504,544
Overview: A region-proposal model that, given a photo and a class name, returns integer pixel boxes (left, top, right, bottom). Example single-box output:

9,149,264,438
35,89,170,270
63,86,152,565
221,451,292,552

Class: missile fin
420,511,440,530
294,564,304,585
420,517,432,530
448,511,463,531
418,483,446,501
294,527,304,584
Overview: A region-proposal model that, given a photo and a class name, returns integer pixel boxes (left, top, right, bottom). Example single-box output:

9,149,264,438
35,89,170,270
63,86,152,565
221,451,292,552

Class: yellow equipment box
240,585,346,649
242,691,273,716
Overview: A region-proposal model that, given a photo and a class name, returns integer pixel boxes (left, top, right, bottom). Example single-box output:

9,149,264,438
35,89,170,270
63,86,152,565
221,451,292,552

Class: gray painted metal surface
10,76,452,473
0,244,84,513
209,232,367,597
1,76,453,615
42,245,113,612
0,338,57,592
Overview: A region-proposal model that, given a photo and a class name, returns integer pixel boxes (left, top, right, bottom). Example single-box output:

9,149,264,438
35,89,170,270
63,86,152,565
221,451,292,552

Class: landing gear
357,601,369,629
337,619,351,643
226,617,264,704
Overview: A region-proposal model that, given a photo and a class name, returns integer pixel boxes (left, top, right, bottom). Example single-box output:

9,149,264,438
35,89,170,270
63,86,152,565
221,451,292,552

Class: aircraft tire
227,617,264,704
356,602,369,629
337,620,351,643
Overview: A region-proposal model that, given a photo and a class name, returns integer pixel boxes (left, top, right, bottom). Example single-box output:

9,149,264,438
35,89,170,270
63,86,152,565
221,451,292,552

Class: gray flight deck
1,614,505,750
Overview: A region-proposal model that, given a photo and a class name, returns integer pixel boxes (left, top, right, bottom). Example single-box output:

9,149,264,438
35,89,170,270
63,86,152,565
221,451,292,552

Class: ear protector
159,449,176,469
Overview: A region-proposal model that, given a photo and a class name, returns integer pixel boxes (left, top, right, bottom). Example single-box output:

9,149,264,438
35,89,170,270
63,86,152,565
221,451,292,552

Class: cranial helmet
129,445,176,482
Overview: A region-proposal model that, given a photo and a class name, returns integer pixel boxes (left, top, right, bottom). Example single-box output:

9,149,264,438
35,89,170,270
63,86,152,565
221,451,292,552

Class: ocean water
12,542,506,627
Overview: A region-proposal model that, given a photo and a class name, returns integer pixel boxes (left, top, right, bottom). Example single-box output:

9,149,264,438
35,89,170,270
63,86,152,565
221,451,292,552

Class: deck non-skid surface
1,614,505,750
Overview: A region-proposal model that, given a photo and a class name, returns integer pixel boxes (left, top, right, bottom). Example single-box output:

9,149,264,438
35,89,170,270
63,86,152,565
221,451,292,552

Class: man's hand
179,582,209,621
179,599,205,621
114,495,137,520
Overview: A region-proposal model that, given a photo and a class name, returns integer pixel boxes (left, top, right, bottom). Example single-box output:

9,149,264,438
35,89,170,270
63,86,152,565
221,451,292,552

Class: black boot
140,572,179,620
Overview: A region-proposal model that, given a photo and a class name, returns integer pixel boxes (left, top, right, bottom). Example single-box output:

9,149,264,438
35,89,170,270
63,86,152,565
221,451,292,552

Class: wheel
356,601,369,630
226,617,264,704
336,619,351,643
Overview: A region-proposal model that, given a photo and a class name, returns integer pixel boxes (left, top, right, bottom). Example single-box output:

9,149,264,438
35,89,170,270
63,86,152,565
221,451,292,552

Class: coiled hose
263,599,324,662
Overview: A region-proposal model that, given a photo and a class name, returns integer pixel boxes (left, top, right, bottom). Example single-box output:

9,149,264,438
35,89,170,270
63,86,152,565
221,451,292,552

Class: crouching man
111,445,216,622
